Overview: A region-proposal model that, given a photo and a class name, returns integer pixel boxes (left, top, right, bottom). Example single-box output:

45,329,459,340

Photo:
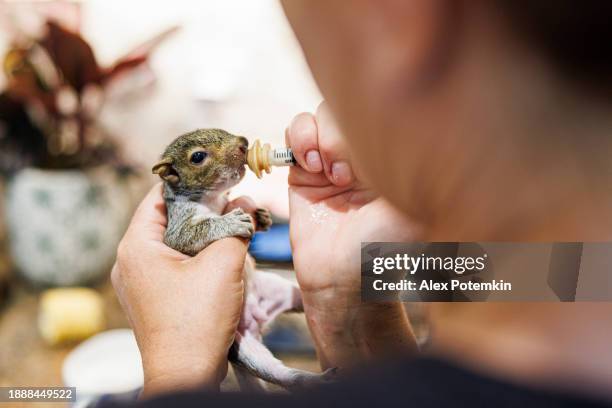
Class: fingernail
331,161,353,185
305,150,323,172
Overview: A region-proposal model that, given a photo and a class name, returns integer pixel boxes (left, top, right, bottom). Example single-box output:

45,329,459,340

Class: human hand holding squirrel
111,184,255,397
112,104,423,395
287,102,420,369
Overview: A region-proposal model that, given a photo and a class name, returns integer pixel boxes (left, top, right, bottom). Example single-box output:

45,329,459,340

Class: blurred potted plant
0,21,173,286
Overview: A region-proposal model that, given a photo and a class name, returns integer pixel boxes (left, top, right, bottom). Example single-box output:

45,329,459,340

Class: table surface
0,276,321,408
0,280,129,408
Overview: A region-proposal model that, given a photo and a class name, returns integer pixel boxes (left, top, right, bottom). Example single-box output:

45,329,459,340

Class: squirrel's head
152,129,248,193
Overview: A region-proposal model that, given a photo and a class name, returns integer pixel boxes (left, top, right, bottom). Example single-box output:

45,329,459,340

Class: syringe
247,139,296,178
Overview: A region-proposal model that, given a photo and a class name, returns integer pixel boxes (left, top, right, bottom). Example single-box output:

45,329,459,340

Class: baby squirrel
153,129,335,391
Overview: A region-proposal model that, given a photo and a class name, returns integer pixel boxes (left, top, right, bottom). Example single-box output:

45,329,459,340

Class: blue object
264,322,315,354
249,223,292,262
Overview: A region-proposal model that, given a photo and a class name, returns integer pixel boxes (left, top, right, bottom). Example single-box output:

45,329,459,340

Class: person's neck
428,303,612,401
425,152,612,241
421,9,612,399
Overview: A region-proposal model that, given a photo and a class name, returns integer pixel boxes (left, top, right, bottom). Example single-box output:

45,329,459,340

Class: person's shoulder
97,357,612,408
328,356,612,408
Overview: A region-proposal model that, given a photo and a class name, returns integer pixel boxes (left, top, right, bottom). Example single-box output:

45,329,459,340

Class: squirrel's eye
190,151,207,164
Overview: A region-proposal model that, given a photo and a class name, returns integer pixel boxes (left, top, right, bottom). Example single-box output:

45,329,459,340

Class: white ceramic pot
5,167,133,286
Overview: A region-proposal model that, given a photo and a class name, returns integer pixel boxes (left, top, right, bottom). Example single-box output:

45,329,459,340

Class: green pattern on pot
5,167,133,286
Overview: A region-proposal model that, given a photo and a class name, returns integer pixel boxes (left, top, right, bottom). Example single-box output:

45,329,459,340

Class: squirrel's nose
238,137,248,154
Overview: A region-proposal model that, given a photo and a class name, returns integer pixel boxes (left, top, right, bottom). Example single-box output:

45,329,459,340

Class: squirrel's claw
225,208,255,239
254,208,273,232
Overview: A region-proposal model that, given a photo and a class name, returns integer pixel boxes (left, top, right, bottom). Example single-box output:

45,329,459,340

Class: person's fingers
127,183,167,241
315,102,354,186
224,196,257,215
190,237,248,283
287,112,323,173
288,166,331,187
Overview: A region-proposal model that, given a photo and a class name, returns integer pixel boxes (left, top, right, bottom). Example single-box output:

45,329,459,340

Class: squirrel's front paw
225,208,255,239
254,208,272,231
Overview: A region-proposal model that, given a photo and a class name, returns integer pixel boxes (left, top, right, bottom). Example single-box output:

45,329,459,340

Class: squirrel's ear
152,158,179,185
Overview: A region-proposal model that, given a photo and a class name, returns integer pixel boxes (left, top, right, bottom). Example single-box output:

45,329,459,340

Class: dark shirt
101,357,611,408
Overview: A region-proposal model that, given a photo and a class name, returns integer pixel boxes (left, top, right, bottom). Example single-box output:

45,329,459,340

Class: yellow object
247,139,295,178
38,288,105,345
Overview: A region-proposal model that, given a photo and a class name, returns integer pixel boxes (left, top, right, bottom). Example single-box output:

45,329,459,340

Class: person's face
281,0,468,218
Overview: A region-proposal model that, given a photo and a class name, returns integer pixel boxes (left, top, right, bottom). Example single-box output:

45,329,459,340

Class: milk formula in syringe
247,139,296,178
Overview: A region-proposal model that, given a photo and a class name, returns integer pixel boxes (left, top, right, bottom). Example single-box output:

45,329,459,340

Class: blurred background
0,2,426,406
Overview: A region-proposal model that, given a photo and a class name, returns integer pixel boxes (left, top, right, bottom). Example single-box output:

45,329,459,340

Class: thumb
189,237,249,283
